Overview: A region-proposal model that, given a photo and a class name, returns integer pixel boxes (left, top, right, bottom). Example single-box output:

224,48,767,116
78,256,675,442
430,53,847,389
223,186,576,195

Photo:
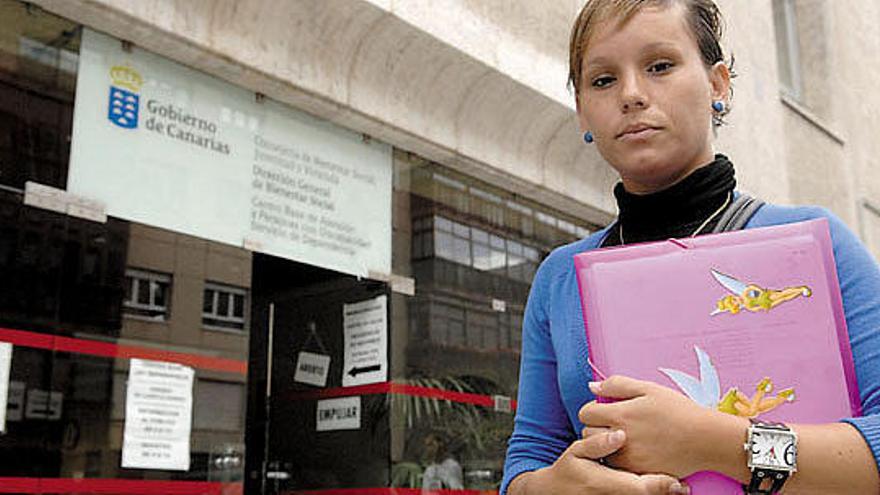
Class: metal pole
261,303,275,495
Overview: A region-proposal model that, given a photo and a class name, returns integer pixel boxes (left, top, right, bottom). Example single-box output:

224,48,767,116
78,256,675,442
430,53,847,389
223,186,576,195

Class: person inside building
502,0,880,494
421,431,464,492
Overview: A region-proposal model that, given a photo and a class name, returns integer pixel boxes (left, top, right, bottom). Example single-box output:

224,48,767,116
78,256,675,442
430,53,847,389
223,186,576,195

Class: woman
421,432,464,493
502,1,880,494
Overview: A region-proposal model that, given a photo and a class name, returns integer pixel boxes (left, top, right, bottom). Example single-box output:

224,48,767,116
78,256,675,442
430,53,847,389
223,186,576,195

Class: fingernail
610,429,626,444
669,482,690,495
588,381,602,393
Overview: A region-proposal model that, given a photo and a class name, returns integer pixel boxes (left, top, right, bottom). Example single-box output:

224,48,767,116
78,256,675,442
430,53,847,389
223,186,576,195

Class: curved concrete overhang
34,0,618,225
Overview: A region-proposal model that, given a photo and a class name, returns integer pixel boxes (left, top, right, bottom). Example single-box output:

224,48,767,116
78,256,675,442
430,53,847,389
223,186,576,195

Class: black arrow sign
348,364,381,377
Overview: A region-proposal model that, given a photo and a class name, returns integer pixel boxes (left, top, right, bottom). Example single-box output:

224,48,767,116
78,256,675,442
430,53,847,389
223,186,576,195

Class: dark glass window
392,155,601,490
0,4,249,489
123,269,171,320
202,282,248,331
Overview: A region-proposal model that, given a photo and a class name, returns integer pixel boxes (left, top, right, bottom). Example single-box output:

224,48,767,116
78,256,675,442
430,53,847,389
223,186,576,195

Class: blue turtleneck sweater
501,202,880,494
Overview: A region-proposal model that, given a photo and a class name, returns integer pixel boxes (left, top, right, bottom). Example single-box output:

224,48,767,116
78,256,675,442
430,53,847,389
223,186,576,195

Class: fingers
590,375,652,400
562,436,690,495
583,465,690,495
578,399,625,427
639,475,690,495
568,429,627,460
582,464,686,495
581,425,611,439
580,375,654,425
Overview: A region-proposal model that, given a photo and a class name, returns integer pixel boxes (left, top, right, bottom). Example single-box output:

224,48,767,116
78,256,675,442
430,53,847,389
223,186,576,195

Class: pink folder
574,219,860,493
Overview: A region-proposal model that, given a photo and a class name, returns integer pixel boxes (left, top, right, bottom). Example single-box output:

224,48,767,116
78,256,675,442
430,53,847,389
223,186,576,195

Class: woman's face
577,5,730,194
423,434,442,461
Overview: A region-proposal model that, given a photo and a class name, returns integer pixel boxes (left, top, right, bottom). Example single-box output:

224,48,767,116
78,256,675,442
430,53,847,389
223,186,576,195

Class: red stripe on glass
0,480,496,495
389,383,495,408
0,327,54,350
0,327,247,375
286,382,516,410
0,329,515,409
285,489,494,495
0,478,242,495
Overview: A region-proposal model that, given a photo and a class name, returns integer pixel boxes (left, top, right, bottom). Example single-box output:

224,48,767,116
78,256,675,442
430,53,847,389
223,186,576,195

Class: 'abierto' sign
294,351,331,388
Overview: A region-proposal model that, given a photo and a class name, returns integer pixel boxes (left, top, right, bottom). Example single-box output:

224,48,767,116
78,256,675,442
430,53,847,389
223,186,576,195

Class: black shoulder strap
710,193,766,233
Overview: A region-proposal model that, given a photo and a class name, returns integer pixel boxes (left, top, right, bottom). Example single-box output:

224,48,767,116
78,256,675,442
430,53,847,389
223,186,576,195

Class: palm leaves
392,375,480,430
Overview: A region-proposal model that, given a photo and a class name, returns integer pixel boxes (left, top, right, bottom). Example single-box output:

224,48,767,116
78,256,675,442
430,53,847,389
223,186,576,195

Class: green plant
390,461,423,488
390,374,514,486
391,376,481,430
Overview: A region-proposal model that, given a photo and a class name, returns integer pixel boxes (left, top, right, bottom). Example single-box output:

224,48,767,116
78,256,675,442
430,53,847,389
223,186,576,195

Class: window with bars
202,282,248,331
123,268,171,320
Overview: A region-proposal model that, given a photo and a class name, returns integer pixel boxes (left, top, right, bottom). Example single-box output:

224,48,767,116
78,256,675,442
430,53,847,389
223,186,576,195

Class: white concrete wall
831,0,880,255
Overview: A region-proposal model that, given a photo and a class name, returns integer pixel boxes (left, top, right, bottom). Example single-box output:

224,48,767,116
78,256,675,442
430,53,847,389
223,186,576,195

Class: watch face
749,429,797,471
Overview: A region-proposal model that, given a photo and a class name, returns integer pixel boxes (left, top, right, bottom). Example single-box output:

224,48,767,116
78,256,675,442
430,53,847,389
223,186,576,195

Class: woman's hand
580,375,731,478
510,429,690,495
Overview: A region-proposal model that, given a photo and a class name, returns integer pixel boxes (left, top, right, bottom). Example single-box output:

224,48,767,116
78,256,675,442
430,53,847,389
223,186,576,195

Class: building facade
0,0,877,493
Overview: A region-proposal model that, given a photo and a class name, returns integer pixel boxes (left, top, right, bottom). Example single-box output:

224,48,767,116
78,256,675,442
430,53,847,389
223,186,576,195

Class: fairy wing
695,346,721,406
659,368,715,408
658,346,721,409
711,269,748,295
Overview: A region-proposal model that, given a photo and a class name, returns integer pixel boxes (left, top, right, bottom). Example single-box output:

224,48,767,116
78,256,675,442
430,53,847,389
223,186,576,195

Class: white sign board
316,396,361,431
0,343,11,432
24,389,63,420
294,351,331,388
69,29,392,278
342,295,388,387
122,359,194,471
6,381,23,422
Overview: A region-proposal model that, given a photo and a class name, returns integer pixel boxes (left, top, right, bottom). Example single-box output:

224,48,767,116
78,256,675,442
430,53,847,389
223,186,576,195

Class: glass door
246,253,391,494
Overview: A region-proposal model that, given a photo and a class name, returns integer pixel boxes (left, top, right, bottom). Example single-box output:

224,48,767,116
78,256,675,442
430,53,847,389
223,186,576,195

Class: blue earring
712,101,725,113
583,131,594,144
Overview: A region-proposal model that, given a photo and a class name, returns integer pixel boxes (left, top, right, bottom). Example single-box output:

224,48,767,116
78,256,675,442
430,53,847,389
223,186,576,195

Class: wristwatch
743,420,798,494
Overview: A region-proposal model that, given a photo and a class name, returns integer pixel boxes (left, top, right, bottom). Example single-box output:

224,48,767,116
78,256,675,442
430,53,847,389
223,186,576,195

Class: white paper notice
316,397,361,431
0,343,11,432
294,351,331,387
342,295,387,387
122,359,194,471
6,381,23,422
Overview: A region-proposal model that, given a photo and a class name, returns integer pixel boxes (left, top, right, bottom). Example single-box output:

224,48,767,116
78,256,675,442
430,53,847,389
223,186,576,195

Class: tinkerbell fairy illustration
660,346,795,418
710,269,812,316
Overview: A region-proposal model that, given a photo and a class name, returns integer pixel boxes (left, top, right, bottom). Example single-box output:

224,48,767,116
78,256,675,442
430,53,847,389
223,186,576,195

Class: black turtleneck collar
602,154,736,247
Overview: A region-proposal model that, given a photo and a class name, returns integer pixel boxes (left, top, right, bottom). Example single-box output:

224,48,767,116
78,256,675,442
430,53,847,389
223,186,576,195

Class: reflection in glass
218,291,230,316
136,279,150,305
203,283,248,331
397,157,602,489
124,269,171,320
472,243,491,271
233,293,244,317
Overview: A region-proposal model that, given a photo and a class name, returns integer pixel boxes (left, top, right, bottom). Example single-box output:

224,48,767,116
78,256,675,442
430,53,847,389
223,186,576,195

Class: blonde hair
568,0,731,122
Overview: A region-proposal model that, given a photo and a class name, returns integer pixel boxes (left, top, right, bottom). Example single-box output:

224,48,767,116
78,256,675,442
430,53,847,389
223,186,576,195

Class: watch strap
745,469,790,494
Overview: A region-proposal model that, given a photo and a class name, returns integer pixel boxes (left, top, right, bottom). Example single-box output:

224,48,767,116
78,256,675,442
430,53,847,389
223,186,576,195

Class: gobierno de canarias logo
107,65,143,129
